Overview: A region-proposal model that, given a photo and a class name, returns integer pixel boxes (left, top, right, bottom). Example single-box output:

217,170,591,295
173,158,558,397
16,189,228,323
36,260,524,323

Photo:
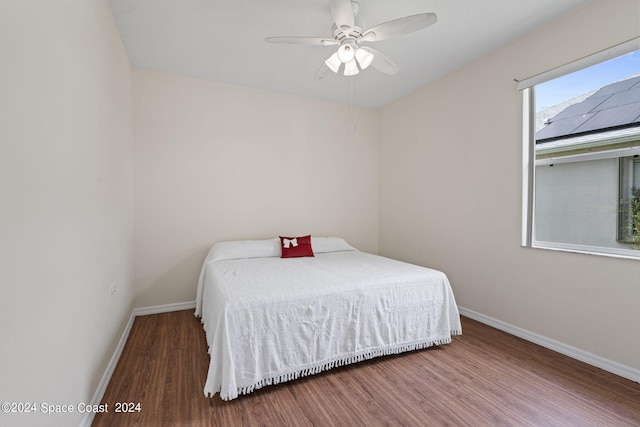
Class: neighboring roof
536,74,640,143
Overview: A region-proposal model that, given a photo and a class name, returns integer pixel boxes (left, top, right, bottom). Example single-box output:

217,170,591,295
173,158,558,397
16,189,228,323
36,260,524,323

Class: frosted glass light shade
355,48,374,70
324,52,341,73
344,59,359,76
337,44,355,63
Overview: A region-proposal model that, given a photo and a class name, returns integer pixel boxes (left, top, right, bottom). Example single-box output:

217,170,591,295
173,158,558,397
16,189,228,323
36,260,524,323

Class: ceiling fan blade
329,0,354,29
362,13,437,42
265,36,337,45
314,62,332,81
360,47,399,75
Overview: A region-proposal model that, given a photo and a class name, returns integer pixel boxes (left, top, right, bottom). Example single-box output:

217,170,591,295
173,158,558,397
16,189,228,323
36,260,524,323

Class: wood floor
92,310,640,427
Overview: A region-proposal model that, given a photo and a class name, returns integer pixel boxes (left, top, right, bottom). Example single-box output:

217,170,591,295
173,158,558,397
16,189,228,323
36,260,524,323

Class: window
520,40,640,259
619,155,640,247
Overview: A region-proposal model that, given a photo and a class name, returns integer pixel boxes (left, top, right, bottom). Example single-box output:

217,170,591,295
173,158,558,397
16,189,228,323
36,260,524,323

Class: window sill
529,240,640,261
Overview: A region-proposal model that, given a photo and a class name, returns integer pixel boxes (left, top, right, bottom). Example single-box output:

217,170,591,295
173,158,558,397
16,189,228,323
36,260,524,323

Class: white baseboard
79,310,136,427
458,306,640,384
79,301,196,427
133,300,196,317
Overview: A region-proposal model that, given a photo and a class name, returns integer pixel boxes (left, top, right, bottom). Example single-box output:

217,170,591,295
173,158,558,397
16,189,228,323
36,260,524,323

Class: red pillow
279,235,314,258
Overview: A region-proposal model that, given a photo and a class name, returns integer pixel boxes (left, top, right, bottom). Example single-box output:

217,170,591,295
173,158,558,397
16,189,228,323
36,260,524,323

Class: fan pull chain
348,75,357,136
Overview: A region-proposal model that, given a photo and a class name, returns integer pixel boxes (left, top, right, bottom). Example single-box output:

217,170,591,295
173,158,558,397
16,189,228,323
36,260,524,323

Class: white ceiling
109,0,592,108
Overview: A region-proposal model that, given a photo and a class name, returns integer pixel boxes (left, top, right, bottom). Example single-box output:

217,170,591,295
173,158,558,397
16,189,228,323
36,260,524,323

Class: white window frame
619,155,640,243
519,37,640,260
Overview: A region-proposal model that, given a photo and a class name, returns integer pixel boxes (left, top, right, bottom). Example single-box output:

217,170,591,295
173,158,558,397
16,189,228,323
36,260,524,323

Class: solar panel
535,112,596,141
551,95,610,120
572,102,640,134
590,75,640,97
536,75,640,142
595,86,640,110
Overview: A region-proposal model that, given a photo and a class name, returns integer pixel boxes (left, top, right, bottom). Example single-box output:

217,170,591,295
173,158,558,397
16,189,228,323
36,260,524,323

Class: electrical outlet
109,281,117,298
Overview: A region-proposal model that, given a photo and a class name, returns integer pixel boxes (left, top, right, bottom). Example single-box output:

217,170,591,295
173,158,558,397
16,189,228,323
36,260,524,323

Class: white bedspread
196,250,461,400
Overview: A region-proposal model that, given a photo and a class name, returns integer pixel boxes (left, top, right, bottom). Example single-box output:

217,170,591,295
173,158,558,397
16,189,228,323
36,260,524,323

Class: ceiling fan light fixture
266,3,438,79
324,52,342,73
355,48,374,70
344,59,359,76
337,44,355,63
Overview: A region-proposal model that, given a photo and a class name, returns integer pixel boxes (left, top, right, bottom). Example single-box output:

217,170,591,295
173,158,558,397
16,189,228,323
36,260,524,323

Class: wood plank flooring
92,310,640,426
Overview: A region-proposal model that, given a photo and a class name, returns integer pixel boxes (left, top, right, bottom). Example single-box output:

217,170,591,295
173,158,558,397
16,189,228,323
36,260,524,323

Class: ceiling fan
265,0,437,79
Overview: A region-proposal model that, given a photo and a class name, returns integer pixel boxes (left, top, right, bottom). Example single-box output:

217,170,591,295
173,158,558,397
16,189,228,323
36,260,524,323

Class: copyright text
2,401,140,414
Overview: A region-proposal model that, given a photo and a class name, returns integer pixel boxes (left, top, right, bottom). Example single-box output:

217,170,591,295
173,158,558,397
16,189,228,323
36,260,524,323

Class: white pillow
205,236,357,262
311,237,358,253
208,238,281,261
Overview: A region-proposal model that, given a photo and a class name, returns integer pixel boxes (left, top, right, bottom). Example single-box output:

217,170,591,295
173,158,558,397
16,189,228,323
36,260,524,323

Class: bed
195,236,461,400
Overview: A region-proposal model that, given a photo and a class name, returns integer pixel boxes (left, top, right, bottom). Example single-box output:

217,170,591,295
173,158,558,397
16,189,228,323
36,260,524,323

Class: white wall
133,69,379,307
379,0,640,371
0,2,133,427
